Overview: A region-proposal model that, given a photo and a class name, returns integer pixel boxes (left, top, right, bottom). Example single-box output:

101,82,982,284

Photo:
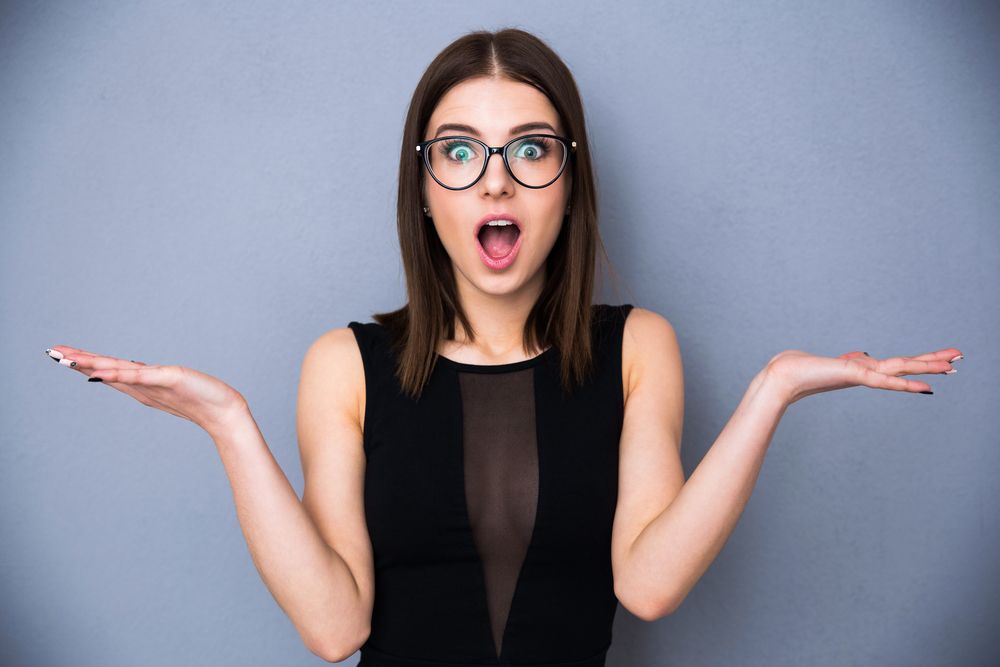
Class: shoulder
620,306,682,404
305,325,366,368
299,326,366,431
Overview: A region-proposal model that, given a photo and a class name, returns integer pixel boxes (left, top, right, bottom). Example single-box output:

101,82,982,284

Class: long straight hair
373,28,617,401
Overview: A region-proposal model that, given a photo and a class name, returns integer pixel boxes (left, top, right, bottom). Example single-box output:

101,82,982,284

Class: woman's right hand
46,346,249,439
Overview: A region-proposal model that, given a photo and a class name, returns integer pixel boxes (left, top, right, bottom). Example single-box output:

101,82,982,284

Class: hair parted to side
372,27,619,401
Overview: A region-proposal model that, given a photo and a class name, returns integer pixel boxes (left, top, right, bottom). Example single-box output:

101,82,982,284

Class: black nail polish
87,377,103,382
862,352,871,357
919,390,933,395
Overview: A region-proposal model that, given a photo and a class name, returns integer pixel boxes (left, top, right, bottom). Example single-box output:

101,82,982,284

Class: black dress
347,303,635,667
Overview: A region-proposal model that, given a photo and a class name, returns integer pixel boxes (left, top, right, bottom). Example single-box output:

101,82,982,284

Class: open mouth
477,220,521,259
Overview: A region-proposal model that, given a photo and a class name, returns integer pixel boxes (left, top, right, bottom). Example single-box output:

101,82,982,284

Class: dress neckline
435,345,556,374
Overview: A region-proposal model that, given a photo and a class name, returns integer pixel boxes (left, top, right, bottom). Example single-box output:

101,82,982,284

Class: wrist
202,399,254,443
750,364,794,412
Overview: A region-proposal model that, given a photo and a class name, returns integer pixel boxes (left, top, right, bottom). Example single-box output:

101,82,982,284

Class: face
421,76,572,301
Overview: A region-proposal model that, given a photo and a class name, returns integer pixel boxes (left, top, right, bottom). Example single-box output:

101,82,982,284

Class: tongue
479,225,519,259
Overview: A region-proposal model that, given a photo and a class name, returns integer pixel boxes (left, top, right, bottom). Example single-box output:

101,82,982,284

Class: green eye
440,140,477,163
512,138,552,161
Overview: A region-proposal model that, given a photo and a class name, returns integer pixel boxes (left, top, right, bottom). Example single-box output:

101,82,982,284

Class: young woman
46,28,960,666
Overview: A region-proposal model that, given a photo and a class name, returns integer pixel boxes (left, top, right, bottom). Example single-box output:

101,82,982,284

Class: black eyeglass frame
416,133,577,191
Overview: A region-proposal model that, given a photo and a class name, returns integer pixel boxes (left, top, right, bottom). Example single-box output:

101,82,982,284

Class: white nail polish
59,358,76,368
944,369,957,374
948,354,964,363
46,349,64,360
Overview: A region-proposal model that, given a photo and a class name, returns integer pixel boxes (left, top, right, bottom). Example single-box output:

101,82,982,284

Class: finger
875,355,957,377
892,348,963,363
837,351,870,360
855,366,934,394
47,349,155,372
47,345,107,358
88,365,180,386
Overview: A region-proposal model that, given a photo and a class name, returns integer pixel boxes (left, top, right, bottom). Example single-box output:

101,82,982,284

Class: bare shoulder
299,326,366,433
621,306,682,408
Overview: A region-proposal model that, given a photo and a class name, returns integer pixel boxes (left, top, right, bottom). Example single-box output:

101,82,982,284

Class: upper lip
475,213,522,239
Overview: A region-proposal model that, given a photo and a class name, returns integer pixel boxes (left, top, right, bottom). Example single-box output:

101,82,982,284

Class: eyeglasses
416,133,576,190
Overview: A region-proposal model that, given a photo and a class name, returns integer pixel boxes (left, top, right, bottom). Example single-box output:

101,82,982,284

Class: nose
478,147,514,198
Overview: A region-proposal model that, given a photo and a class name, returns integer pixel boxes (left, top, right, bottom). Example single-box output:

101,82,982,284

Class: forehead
426,77,562,139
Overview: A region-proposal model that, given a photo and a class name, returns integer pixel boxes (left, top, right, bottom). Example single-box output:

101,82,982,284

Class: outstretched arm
46,340,372,661
615,364,787,621
608,311,960,622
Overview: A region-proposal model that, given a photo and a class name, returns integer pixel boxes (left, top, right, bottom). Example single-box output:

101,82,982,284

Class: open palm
765,348,962,405
46,346,248,437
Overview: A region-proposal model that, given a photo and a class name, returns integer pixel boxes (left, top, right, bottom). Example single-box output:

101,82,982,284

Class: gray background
2,1,998,665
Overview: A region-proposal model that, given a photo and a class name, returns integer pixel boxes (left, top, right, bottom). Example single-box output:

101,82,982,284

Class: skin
422,75,572,363
44,74,963,649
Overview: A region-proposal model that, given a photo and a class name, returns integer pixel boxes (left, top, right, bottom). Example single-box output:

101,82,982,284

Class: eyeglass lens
427,135,567,189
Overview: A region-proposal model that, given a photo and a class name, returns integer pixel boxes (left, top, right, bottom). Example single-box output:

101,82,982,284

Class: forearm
209,405,367,656
621,368,790,620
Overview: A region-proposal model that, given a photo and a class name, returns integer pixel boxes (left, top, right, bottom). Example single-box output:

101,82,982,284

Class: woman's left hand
763,348,962,406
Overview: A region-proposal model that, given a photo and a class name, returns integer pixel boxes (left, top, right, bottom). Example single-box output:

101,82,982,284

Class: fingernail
59,358,76,368
46,349,64,361
87,377,103,382
862,352,871,357
919,390,934,395
944,368,957,374
948,354,963,363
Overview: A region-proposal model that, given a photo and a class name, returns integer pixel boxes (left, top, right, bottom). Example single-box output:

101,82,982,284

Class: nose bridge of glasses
481,144,513,180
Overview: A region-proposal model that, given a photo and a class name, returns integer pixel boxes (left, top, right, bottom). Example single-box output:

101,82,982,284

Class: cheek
431,216,468,258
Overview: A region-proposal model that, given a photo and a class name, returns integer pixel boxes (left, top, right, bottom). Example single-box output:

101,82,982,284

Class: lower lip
475,228,523,271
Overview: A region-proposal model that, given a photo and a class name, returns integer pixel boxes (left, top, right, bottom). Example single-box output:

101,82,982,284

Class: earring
423,206,429,215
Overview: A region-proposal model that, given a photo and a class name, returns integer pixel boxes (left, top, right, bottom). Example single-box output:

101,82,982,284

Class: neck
447,265,547,360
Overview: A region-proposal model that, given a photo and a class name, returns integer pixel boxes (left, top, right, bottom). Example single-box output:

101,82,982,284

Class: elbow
617,585,681,622
305,623,370,663
310,643,354,664
308,637,361,664
632,599,676,623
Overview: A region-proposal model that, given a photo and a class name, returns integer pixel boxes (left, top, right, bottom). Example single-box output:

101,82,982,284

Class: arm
617,367,788,620
48,334,373,661
613,310,954,622
210,405,370,661
208,328,374,661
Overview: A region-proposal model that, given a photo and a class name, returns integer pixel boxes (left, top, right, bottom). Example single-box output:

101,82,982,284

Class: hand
46,345,249,438
763,347,962,406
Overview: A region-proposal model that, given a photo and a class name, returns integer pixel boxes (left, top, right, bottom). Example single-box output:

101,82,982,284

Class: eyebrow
433,121,558,139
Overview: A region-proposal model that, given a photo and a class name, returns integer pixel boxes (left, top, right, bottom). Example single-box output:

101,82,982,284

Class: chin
472,262,544,297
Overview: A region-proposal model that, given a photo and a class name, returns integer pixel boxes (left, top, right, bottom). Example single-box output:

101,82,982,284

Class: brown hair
373,27,621,400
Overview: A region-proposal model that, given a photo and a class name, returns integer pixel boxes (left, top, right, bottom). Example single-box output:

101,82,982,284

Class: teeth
486,220,515,227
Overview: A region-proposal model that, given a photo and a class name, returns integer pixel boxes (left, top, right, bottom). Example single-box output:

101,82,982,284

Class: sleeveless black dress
347,303,635,667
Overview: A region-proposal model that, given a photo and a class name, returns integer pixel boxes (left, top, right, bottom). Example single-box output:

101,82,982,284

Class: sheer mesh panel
457,368,539,659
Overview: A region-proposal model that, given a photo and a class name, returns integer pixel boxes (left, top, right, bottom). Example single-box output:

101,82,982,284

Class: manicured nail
948,354,963,363
862,352,871,357
919,390,934,395
46,349,64,360
944,368,957,374
59,358,76,368
87,377,103,382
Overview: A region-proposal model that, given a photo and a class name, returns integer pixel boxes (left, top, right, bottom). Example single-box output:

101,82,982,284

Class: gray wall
3,1,998,665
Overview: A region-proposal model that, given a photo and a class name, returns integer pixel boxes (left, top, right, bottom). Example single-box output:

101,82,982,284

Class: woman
45,28,960,666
